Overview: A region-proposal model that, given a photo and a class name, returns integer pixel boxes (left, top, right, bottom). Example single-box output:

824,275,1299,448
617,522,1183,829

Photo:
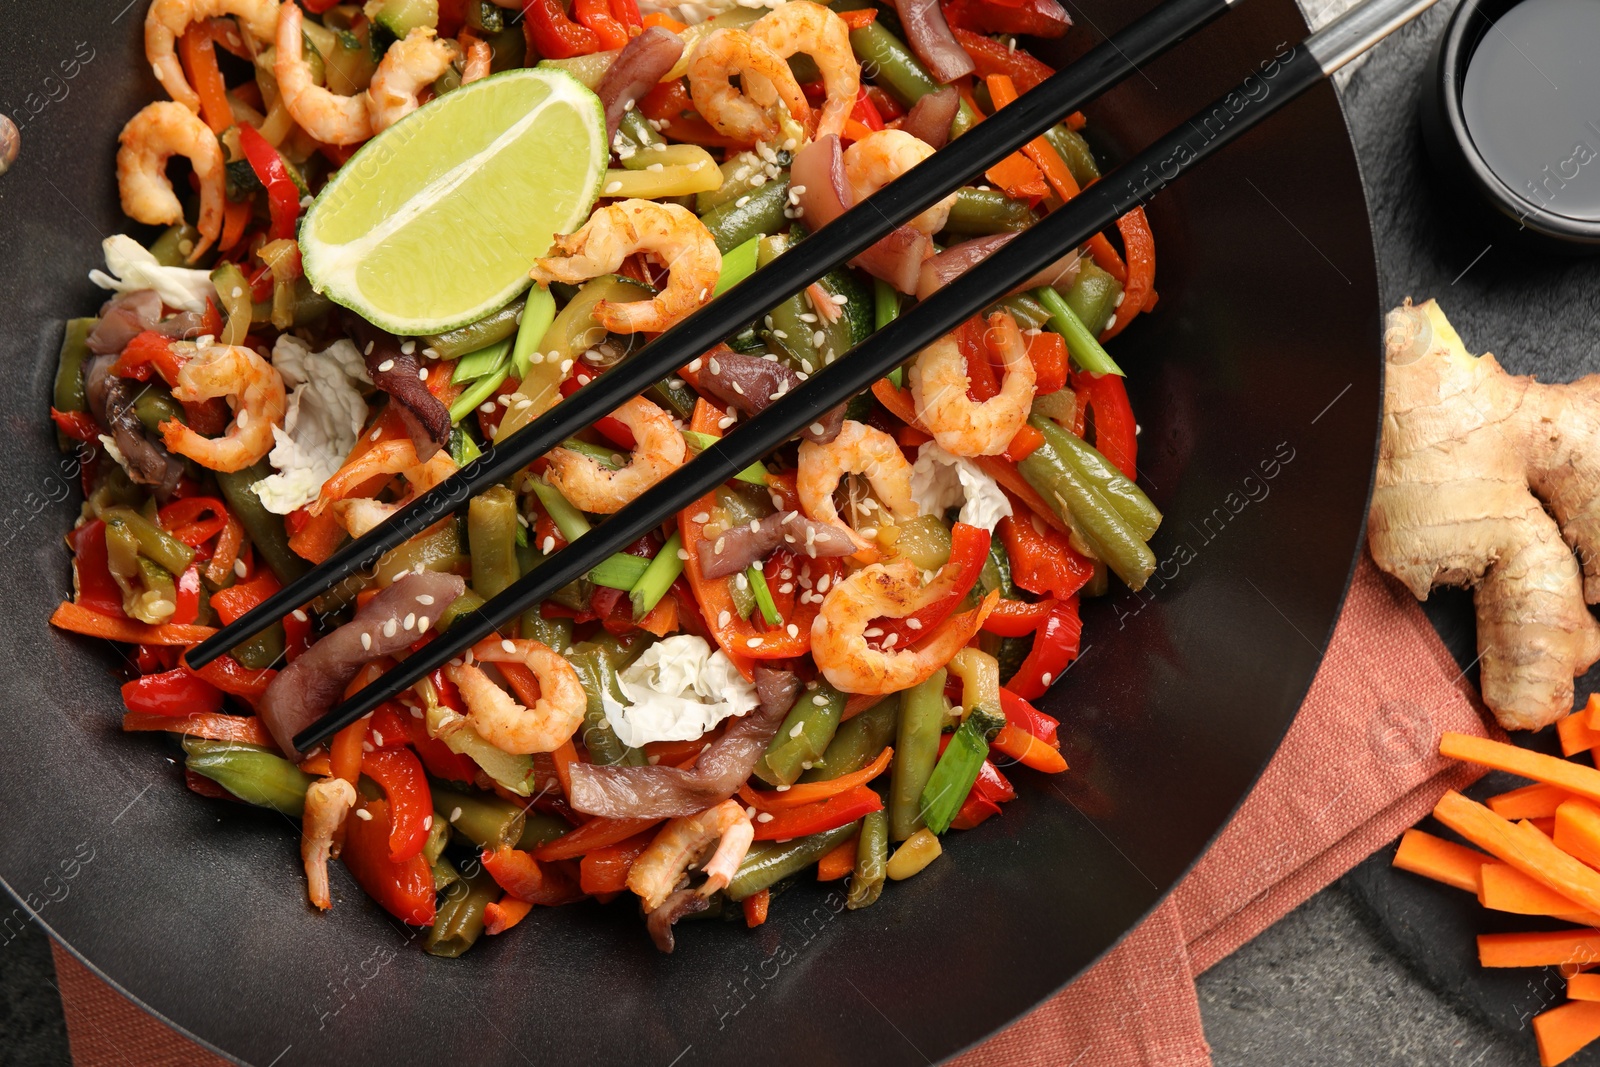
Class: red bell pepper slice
172,564,204,625
523,0,602,58
535,816,661,861
343,799,436,925
1005,598,1081,700
69,520,128,616
121,668,224,716
980,597,1055,637
158,497,231,549
949,27,1056,92
209,570,281,626
111,331,186,384
360,746,431,862
183,653,276,701
610,0,643,31
237,123,303,276
573,0,631,49
578,831,655,895
1071,368,1138,479
1027,329,1069,396
849,87,885,131
878,523,991,643
51,408,101,443
991,687,1067,772
745,784,883,841
998,509,1092,600
943,0,1072,38
560,368,638,448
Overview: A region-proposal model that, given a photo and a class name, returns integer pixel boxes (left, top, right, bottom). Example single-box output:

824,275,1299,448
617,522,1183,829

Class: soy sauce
1461,0,1600,222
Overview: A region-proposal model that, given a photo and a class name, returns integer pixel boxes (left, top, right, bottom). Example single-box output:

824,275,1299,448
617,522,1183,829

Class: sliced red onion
697,348,844,444
565,667,800,819
892,0,974,82
87,289,162,355
916,232,1082,301
597,28,683,144
698,511,858,578
645,887,709,952
855,224,933,295
898,86,959,149
793,136,933,295
343,313,451,461
85,353,185,498
257,572,465,758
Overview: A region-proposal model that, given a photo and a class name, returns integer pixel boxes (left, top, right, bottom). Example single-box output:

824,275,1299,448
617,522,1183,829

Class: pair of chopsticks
190,0,1436,753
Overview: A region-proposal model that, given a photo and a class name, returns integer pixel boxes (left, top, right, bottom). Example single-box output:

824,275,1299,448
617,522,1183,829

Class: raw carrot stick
1480,930,1600,968
1391,827,1490,892
1479,863,1600,923
1570,973,1600,1002
1555,798,1600,869
1490,783,1574,821
1440,733,1600,806
1559,713,1600,758
1432,790,1600,915
817,836,859,881
1534,1000,1600,1066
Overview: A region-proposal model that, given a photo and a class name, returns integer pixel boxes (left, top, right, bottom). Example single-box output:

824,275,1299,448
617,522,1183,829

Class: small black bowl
1421,0,1600,253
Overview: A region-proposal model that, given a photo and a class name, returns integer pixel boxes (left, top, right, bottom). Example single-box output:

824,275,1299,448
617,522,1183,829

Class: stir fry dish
49,0,1162,955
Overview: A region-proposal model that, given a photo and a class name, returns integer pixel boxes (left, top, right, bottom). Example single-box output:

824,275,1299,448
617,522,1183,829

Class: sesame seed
236,408,249,428
1042,672,1054,685
403,612,416,630
371,731,384,746
382,618,397,638
417,594,434,605
418,367,429,381
292,609,308,622
789,722,805,738
692,511,710,523
756,812,774,823
786,623,799,637
883,633,899,649
361,632,372,651
234,558,247,578
718,610,732,628
449,807,463,823
746,637,762,648
400,340,415,355
906,617,923,630
605,181,623,194
502,638,517,653
354,808,373,821
417,616,430,633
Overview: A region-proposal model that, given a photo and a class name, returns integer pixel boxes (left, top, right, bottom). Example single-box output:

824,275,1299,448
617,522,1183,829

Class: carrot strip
1391,827,1490,892
1570,973,1600,1002
180,27,234,134
1561,713,1600,757
220,199,251,252
121,711,274,747
745,748,893,810
50,602,215,646
1584,693,1600,732
1490,783,1574,821
1100,207,1155,341
742,887,770,927
535,817,660,861
1480,930,1600,968
980,461,1072,535
1433,790,1600,917
1440,733,1600,805
817,836,858,881
1555,798,1600,869
1479,863,1600,923
484,895,534,935
1534,1000,1600,1066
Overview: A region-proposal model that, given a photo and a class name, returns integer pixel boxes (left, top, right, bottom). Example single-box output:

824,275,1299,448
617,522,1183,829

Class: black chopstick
294,0,1438,751
188,0,1247,669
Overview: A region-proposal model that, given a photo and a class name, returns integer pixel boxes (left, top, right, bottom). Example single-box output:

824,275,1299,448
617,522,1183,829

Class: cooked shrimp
116,102,224,261
797,420,918,553
909,314,1037,456
276,2,372,145
750,1,860,141
627,800,755,911
161,343,287,472
813,561,1000,694
530,200,721,334
544,396,687,514
446,638,586,755
461,35,492,84
687,28,813,145
324,447,458,537
301,777,356,911
367,27,459,132
844,130,958,235
146,0,279,112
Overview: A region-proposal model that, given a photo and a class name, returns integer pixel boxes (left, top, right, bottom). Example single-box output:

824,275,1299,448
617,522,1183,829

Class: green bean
758,234,838,373
746,564,780,627
424,812,451,865
433,784,527,849
101,505,194,576
424,864,498,958
758,682,845,787
800,695,899,782
148,223,204,267
375,519,467,586
464,0,504,33
215,462,310,584
132,389,185,434
890,670,947,840
520,608,573,651
946,188,1036,235
697,154,771,213
846,809,889,909
452,337,513,384
992,291,1050,330
618,108,666,156
1020,422,1157,589
1032,415,1160,539
53,318,95,428
509,286,557,384
1035,285,1123,378
424,297,525,361
849,21,977,135
231,621,286,669
725,822,861,901
183,738,312,816
1044,123,1101,186
467,485,521,600
569,634,647,767
431,856,461,892
823,262,875,346
980,534,1015,598
105,515,176,624
650,375,698,420
630,531,683,619
483,25,525,72
1061,260,1123,343
700,176,790,252
517,811,572,851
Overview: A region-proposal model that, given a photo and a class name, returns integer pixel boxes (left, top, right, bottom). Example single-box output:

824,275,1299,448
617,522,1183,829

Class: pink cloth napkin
52,555,1495,1066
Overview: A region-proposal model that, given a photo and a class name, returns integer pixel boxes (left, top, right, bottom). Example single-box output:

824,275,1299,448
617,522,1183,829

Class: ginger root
1369,299,1600,731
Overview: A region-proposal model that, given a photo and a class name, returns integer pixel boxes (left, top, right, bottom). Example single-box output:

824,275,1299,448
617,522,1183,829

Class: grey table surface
3,1,1596,1063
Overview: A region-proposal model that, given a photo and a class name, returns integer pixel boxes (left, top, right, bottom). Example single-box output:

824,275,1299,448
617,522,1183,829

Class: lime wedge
300,68,606,336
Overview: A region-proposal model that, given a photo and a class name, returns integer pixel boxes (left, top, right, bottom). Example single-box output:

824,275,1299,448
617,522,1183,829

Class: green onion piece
681,430,770,485
514,522,528,549
629,531,684,619
588,553,652,591
1035,286,1123,378
451,336,513,384
449,427,483,467
527,480,591,541
919,714,997,835
887,368,903,389
511,285,557,379
713,236,761,297
873,277,901,331
747,563,781,626
448,363,513,423
729,568,758,620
